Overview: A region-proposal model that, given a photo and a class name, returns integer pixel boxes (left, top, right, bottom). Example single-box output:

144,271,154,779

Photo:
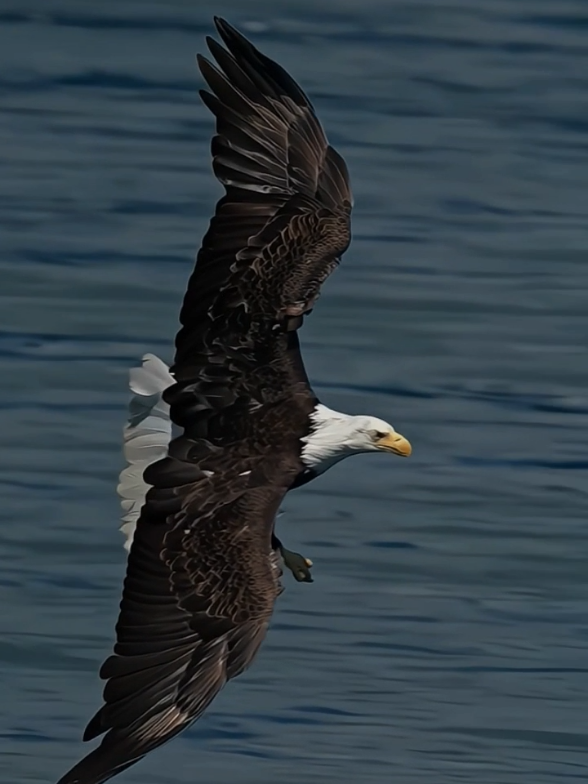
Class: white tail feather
117,354,174,551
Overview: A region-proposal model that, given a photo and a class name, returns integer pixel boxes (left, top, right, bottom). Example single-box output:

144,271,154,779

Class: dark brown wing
56,418,301,784
175,16,353,369
55,20,349,784
56,296,316,784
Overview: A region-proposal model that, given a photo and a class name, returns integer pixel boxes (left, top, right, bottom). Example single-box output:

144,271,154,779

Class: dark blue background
1,2,587,782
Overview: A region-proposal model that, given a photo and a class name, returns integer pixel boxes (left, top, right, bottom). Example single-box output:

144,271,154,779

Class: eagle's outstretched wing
56,18,353,784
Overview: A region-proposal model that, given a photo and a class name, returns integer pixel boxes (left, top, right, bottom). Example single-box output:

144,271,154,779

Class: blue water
1,2,588,782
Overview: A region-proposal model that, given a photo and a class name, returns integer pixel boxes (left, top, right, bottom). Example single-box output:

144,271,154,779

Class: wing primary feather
212,17,313,108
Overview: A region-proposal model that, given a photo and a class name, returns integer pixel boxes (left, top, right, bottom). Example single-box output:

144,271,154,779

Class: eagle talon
280,547,314,583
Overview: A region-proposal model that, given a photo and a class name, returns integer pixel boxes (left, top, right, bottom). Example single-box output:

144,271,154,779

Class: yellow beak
376,431,412,457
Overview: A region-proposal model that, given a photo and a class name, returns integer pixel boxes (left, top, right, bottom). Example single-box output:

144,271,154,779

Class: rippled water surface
1,1,588,782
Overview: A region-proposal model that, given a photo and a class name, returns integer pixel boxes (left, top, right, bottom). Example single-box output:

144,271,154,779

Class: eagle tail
117,354,174,551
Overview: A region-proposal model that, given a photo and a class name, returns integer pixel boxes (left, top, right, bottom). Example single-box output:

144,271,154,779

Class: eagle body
56,19,411,784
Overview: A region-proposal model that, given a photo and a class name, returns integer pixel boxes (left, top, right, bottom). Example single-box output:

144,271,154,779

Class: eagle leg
272,533,313,583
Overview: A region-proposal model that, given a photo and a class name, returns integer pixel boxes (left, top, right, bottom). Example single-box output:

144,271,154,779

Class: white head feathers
300,404,411,473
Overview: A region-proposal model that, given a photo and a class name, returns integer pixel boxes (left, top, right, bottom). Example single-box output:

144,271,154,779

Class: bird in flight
56,17,411,784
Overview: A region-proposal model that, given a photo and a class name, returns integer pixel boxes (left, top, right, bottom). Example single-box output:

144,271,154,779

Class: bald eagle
56,17,411,784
